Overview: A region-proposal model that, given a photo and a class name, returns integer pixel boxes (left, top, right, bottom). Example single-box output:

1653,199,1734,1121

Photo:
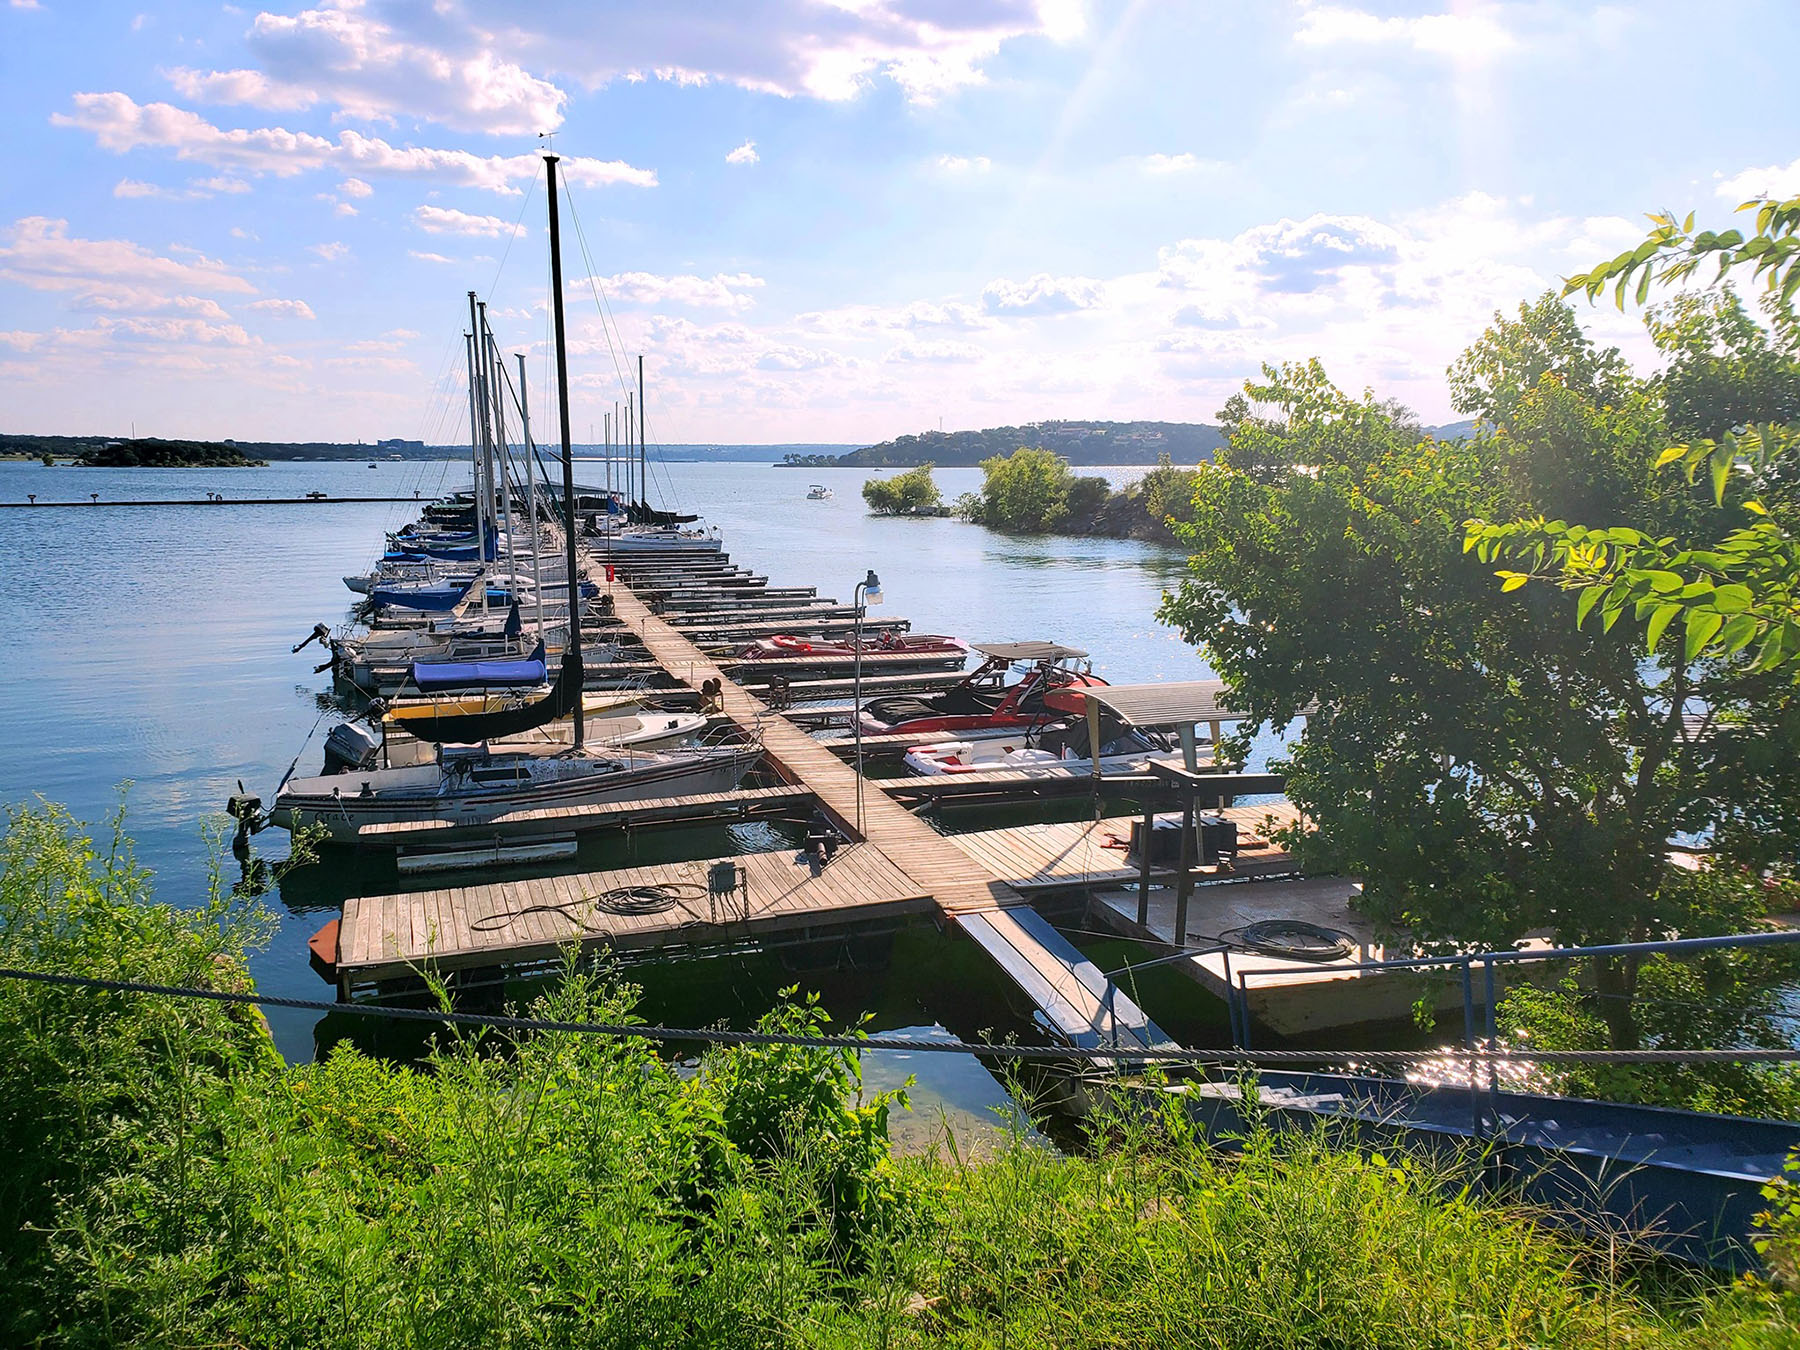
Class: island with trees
74,438,267,468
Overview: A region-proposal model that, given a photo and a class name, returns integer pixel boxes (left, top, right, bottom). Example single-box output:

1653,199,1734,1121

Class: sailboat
274,154,758,845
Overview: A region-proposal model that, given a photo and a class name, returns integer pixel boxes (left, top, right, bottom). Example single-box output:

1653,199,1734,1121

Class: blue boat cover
371,579,472,612
412,641,547,691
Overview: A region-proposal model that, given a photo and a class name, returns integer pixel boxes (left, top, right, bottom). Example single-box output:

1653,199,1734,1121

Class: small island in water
76,438,267,468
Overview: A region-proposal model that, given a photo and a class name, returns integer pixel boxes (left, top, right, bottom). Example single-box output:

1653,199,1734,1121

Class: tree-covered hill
783,420,1228,467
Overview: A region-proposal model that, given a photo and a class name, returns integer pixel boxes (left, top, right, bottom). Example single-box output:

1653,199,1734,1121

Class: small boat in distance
806,484,832,500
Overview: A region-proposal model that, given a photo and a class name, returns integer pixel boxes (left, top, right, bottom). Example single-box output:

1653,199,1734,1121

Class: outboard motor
322,720,382,774
292,622,331,654
226,781,269,861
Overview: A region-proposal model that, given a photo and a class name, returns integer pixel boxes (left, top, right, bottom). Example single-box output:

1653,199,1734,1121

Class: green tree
1139,452,1200,527
1469,194,1800,672
860,463,941,515
1160,337,1800,1047
962,446,1106,532
1449,292,1629,425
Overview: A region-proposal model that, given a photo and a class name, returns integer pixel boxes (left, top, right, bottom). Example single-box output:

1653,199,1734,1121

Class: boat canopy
392,649,582,743
1041,679,1248,727
412,641,547,692
970,641,1089,663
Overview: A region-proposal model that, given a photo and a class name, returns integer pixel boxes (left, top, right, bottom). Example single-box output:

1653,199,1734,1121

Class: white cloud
725,139,758,166
384,0,1078,107
308,241,348,261
113,178,176,199
334,201,358,216
592,270,766,311
10,0,44,11
0,216,254,299
1717,157,1800,202
413,204,518,237
1294,2,1518,62
338,176,372,198
166,5,568,136
936,154,991,174
165,66,314,113
796,298,991,335
982,272,1106,316
248,297,315,318
886,339,984,363
408,250,458,263
54,92,655,195
1140,152,1201,174
113,174,249,200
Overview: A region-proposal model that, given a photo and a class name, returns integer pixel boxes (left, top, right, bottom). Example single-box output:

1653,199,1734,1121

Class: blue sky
2,0,1797,445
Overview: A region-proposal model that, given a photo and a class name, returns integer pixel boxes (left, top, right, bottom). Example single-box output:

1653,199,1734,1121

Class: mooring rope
469,882,707,933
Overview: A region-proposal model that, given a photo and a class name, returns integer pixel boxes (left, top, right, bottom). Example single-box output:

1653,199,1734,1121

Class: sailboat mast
637,353,647,509
516,352,546,641
544,153,585,750
463,330,485,571
480,306,518,604
466,291,494,607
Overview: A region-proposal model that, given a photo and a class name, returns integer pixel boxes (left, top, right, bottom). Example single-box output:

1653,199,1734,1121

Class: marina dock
327,546,1189,1053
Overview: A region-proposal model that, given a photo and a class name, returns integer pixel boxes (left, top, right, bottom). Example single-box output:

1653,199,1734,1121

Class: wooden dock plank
338,843,937,984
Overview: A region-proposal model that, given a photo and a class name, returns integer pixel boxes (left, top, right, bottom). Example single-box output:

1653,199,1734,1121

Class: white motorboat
806,484,833,500
901,722,1207,778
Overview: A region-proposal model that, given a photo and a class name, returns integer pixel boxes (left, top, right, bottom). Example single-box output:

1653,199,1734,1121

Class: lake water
0,457,1236,1144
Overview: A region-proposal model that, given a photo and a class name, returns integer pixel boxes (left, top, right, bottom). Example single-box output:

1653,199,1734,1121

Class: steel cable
2,966,1798,1066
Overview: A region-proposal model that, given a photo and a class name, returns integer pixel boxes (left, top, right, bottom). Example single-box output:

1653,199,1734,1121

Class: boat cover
395,648,582,743
371,579,474,612
412,641,547,692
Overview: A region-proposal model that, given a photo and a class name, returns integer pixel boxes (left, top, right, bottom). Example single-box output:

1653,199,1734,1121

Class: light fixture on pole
852,569,882,836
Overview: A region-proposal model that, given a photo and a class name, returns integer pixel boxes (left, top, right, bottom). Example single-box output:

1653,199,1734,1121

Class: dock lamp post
852,569,882,836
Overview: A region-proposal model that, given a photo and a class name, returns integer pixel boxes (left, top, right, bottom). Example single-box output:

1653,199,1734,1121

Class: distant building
377,438,425,452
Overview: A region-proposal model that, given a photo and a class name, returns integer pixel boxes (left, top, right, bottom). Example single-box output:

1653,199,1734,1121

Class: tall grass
2,799,1796,1348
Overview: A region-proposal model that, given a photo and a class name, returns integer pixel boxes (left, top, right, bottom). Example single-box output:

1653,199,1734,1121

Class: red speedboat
855,641,1105,740
733,632,968,661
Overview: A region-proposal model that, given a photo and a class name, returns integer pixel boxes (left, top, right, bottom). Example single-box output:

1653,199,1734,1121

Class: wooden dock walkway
340,841,935,982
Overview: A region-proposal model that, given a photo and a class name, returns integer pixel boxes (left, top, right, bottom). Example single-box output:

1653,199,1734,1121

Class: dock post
1136,798,1153,925
1173,791,1194,945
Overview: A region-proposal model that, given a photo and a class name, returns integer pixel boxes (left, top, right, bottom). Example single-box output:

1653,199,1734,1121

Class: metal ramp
957,905,1177,1054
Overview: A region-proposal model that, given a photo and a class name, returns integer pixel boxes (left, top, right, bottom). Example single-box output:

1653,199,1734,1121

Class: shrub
1139,451,1201,525
970,446,1076,531
861,464,941,515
